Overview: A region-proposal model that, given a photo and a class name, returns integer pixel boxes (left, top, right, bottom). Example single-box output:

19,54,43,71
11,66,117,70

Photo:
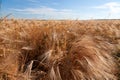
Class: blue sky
1,0,120,19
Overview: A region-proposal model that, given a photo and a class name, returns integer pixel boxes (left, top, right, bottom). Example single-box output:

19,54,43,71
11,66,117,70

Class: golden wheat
0,19,120,80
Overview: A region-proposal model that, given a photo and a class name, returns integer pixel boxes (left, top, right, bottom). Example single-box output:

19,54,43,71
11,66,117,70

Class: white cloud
93,2,120,14
52,2,58,5
27,0,39,3
10,6,76,19
11,7,56,14
11,6,72,15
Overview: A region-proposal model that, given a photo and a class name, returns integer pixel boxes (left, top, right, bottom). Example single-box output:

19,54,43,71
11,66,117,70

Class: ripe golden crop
0,19,120,80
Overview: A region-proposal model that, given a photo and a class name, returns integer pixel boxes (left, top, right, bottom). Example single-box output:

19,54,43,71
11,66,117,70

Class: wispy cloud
93,2,120,14
27,0,39,3
11,6,72,14
10,6,76,19
52,2,58,5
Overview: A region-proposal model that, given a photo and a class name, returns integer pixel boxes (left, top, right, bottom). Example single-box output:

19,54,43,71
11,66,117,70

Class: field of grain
0,19,120,80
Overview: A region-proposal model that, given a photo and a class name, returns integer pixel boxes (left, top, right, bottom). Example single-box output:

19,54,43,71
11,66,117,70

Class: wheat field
0,19,120,80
